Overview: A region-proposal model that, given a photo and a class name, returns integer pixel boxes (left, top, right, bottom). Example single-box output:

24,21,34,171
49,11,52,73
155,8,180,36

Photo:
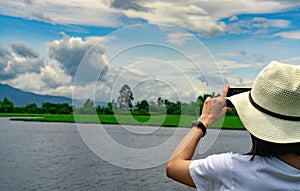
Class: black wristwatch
192,120,207,137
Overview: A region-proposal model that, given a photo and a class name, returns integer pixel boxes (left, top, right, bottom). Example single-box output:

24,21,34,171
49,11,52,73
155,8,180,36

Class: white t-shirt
189,152,300,191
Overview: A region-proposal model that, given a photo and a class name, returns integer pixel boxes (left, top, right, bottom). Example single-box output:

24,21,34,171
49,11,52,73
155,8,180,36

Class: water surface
0,117,251,191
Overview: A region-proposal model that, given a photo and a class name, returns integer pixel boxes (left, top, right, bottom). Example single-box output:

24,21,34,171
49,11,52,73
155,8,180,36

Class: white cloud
166,31,193,45
1,0,299,104
122,0,294,36
226,17,291,35
0,42,44,80
262,18,290,28
85,35,118,44
124,2,226,36
11,41,39,58
40,60,72,89
215,59,254,87
76,52,219,103
1,0,296,36
274,30,300,39
252,17,290,28
0,0,123,27
46,35,106,79
217,59,252,70
4,73,46,93
3,59,73,96
0,41,76,95
278,56,300,65
229,15,239,22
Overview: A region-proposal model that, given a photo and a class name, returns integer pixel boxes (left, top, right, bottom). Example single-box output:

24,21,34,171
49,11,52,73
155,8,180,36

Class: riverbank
0,113,245,130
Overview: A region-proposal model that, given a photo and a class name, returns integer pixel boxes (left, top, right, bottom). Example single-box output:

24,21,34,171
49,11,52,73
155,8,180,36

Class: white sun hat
227,61,300,143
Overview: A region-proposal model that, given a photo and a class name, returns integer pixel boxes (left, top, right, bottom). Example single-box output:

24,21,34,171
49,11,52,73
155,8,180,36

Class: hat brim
227,91,300,143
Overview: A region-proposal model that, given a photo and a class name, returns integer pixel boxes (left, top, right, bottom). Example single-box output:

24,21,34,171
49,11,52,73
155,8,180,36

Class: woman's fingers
198,85,231,127
222,84,230,98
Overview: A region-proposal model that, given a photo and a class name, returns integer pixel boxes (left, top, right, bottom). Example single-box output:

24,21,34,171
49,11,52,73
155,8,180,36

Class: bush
131,109,150,116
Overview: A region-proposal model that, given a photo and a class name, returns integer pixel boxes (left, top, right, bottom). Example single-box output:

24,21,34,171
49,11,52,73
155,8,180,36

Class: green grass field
0,113,245,130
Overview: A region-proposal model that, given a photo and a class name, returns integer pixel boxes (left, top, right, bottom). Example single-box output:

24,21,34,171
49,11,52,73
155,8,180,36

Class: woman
166,61,300,190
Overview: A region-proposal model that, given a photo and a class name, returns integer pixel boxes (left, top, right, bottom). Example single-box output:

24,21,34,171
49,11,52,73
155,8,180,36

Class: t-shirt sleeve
189,152,233,190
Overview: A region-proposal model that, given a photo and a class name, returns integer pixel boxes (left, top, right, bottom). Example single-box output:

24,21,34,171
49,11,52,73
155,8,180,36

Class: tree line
0,84,237,116
0,97,73,114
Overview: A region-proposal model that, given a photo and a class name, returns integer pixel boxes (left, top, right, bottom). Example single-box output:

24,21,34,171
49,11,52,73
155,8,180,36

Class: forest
0,84,237,117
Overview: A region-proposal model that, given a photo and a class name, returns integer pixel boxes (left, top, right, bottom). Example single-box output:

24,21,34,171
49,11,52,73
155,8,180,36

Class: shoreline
0,113,245,130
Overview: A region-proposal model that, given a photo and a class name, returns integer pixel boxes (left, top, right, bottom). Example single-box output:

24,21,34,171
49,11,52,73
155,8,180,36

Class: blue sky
1,0,300,103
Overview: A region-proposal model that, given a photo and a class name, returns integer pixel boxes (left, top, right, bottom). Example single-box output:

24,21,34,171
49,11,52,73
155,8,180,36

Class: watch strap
192,120,207,137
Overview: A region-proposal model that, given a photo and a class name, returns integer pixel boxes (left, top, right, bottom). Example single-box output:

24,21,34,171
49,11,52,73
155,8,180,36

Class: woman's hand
198,84,231,128
166,85,232,187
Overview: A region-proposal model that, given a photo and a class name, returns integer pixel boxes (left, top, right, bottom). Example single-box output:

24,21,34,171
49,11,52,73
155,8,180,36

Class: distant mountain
0,83,82,107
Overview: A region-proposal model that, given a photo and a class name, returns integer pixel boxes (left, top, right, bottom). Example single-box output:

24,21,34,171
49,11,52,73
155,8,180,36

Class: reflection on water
0,117,251,191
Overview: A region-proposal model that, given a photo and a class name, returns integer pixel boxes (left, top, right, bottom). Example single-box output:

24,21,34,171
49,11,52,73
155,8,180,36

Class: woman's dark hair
248,134,300,159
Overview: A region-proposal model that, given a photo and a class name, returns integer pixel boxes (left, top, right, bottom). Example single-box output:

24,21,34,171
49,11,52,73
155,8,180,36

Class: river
0,117,251,191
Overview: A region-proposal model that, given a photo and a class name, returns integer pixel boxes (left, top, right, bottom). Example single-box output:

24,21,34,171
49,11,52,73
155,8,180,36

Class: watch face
192,120,200,127
192,121,198,126
192,120,206,136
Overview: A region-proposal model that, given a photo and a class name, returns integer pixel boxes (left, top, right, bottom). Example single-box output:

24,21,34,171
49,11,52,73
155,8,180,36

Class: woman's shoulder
190,152,249,171
203,152,252,161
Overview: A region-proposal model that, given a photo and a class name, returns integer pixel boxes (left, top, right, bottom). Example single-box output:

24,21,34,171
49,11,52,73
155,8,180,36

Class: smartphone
226,87,251,107
227,87,251,97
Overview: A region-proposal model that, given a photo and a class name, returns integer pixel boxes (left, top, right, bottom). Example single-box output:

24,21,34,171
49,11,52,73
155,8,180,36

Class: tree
181,101,200,116
134,101,139,109
0,97,14,113
56,103,73,114
138,100,149,111
117,84,134,110
41,102,72,114
83,99,94,108
149,100,166,114
157,97,164,106
164,100,181,114
41,102,57,114
24,103,39,113
80,98,95,114
97,100,116,115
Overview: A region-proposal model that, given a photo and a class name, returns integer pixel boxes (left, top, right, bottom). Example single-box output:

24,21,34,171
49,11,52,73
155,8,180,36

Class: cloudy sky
1,0,300,103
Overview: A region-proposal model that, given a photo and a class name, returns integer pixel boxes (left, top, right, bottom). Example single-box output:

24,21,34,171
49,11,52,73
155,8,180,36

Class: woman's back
189,153,300,191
